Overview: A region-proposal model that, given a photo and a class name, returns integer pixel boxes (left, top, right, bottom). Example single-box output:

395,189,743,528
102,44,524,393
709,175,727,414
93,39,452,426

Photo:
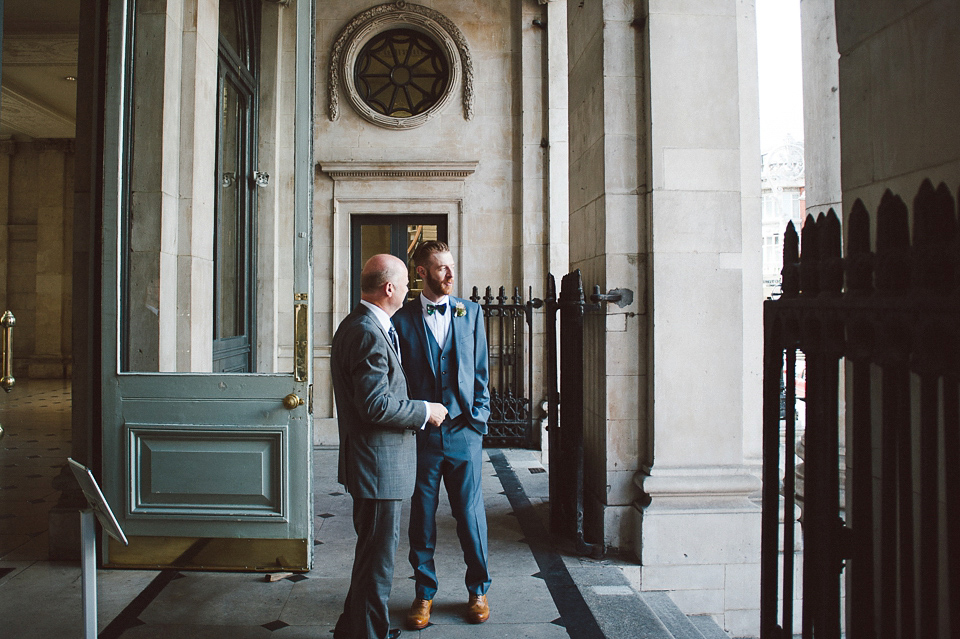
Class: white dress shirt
420,293,452,347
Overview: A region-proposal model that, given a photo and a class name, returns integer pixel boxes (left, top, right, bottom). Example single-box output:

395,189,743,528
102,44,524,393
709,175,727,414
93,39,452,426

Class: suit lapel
358,303,402,370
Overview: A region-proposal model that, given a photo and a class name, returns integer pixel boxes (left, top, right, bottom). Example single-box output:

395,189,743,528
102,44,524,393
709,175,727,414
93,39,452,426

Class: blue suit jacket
393,297,491,435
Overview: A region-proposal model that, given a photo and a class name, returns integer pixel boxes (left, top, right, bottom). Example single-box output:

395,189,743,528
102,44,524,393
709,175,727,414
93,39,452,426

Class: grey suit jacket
331,303,427,500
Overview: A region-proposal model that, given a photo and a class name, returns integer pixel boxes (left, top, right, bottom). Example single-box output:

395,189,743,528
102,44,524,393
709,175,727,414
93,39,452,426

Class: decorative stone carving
1,34,79,66
328,1,474,128
0,87,75,139
319,161,478,181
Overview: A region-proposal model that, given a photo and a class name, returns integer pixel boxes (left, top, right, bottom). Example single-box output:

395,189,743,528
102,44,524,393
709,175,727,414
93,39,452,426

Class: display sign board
67,458,128,545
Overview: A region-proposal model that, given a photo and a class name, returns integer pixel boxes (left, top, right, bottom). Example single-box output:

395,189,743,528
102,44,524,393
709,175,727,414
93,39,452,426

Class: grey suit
332,303,427,639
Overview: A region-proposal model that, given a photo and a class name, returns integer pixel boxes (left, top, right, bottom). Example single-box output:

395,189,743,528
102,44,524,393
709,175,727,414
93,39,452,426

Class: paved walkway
0,382,729,638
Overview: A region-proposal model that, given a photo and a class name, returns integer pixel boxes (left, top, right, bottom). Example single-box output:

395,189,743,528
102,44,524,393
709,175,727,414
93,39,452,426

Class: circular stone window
331,3,469,129
354,28,450,118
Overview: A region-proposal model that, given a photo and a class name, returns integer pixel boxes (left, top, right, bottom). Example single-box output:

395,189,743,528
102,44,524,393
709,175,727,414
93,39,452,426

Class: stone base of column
628,467,762,638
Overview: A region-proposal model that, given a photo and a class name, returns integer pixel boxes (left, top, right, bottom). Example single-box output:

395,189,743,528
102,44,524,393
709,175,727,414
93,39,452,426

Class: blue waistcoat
424,324,463,422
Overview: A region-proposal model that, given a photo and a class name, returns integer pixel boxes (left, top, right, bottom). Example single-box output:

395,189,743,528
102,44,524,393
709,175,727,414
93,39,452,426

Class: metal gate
543,270,627,558
545,271,602,556
760,179,960,638
471,286,540,449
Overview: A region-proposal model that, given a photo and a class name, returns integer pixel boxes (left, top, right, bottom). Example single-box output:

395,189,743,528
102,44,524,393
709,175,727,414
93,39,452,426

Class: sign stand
67,458,129,639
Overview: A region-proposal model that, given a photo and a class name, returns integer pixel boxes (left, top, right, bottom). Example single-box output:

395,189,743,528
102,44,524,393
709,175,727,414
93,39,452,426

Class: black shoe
387,630,402,639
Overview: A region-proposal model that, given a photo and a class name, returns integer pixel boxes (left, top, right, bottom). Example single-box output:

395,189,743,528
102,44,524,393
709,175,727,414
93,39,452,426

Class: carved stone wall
314,0,552,446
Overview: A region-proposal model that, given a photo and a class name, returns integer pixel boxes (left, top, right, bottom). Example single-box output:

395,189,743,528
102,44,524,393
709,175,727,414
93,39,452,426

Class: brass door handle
283,393,304,410
1,310,14,392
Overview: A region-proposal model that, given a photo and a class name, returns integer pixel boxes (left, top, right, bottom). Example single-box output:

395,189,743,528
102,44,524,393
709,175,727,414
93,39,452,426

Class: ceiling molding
2,34,79,66
0,86,75,138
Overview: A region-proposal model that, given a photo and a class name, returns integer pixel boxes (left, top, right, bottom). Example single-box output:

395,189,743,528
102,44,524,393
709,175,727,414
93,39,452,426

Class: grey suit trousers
334,497,402,639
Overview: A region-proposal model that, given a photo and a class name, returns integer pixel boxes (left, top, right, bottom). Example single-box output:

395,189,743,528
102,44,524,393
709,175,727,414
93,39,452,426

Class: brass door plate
107,536,308,572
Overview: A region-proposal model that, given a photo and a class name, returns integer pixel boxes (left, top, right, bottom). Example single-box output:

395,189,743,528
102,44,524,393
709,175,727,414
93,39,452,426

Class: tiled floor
0,382,701,639
0,379,72,561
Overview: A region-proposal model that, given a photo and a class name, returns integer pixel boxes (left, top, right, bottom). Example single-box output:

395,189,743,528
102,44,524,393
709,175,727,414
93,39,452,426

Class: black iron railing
470,286,540,448
761,179,960,638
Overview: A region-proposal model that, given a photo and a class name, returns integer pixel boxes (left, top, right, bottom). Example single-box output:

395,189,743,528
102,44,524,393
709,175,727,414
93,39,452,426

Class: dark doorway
350,215,448,308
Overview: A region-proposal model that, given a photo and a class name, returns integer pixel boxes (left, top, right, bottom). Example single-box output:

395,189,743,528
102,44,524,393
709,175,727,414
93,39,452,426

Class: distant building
761,137,805,298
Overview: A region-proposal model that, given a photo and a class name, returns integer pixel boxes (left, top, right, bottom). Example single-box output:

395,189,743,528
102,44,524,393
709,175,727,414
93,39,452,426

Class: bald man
332,254,448,639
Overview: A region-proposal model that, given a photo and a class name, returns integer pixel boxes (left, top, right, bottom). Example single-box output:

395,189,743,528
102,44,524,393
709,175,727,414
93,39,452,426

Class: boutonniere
454,301,466,317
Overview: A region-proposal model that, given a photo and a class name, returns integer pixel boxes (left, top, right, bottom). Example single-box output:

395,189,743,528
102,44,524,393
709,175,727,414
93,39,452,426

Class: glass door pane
217,79,242,341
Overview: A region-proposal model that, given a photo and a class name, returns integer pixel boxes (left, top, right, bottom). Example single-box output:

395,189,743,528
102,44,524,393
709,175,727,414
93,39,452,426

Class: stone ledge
318,161,479,181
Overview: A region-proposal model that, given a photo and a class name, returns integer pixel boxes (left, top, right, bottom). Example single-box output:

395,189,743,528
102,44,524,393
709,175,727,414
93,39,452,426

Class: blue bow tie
426,303,447,316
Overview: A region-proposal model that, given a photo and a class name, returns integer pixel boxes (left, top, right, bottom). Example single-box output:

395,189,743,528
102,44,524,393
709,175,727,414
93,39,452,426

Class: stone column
545,0,569,281
254,1,289,375
540,0,569,461
0,140,12,313
127,0,183,371
31,138,74,378
569,0,761,635
800,0,841,220
524,0,568,455
567,0,645,546
630,2,763,636
176,0,217,372
521,0,546,291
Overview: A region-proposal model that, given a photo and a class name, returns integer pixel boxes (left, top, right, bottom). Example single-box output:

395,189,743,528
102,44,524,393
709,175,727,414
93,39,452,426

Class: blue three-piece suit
392,295,492,600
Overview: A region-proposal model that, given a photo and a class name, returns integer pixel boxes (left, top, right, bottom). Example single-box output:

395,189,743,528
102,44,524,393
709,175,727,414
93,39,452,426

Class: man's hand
426,402,448,427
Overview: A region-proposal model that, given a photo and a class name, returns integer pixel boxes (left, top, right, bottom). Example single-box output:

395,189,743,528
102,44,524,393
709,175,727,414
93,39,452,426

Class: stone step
641,591,731,639
689,614,734,639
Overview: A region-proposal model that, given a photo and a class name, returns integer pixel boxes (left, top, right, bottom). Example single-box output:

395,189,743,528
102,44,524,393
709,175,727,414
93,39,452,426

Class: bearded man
391,241,492,629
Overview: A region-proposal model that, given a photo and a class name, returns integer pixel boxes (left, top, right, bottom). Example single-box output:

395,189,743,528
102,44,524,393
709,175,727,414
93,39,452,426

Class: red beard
424,271,453,297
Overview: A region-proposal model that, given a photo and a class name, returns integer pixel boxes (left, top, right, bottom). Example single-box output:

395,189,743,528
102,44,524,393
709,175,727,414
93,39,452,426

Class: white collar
359,299,393,333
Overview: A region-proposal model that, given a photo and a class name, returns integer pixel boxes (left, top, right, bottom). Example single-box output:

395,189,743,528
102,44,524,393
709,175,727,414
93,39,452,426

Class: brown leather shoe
406,598,433,630
466,594,490,624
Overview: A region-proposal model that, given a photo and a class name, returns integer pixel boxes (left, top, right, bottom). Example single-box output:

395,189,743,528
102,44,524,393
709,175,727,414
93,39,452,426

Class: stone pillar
526,0,569,456
254,1,289,375
545,0,569,282
176,0,217,372
127,0,183,372
567,0,645,547
629,2,763,636
521,0,545,292
31,139,73,378
542,0,569,461
800,0,841,220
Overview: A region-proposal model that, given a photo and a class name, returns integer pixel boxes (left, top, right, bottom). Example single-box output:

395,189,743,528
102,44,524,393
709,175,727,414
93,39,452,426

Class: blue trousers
408,423,491,599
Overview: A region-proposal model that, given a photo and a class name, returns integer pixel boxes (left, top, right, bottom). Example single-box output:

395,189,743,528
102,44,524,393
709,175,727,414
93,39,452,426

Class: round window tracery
354,28,450,118
329,3,473,129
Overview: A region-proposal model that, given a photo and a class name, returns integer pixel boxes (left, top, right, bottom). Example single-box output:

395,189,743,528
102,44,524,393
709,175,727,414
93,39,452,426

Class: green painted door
99,0,315,571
